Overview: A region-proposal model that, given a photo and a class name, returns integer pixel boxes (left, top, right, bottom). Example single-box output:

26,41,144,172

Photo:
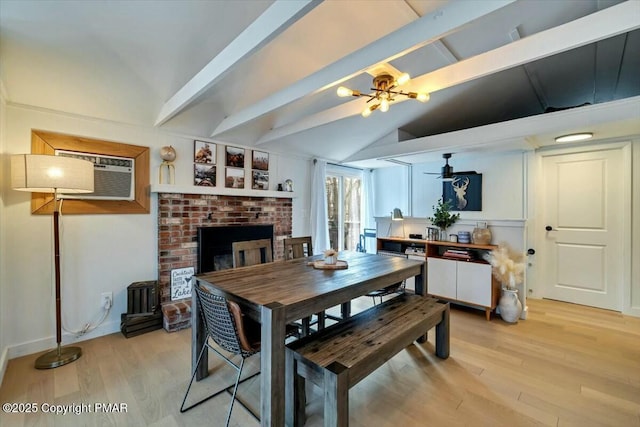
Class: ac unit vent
55,150,135,201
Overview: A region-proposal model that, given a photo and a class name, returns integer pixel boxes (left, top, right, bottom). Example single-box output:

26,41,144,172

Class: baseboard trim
0,346,8,387
7,320,121,360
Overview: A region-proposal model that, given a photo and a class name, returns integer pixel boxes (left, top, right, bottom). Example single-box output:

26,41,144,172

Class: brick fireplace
157,192,293,303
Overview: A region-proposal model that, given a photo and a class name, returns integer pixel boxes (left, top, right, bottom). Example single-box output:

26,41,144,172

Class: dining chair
283,236,313,260
181,283,300,425
366,282,406,305
283,236,348,334
232,238,273,268
367,249,406,304
180,283,261,426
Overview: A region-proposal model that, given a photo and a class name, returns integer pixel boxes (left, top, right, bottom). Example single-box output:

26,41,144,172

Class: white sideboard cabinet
426,241,499,320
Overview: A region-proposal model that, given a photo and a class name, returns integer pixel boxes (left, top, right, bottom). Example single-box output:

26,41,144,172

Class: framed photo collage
193,141,269,191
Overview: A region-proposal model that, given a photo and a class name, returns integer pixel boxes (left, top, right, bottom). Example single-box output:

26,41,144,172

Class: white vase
325,255,337,265
499,288,522,323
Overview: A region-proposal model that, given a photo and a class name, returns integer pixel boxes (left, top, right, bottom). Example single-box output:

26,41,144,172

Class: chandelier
336,72,429,117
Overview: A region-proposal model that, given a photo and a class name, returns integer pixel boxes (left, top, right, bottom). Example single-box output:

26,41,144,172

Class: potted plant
484,243,525,323
427,198,460,240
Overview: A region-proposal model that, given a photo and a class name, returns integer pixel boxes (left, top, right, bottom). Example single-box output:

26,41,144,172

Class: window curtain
362,169,376,253
310,159,330,255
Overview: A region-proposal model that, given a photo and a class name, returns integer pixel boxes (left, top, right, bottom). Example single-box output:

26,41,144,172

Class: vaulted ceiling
1,0,639,168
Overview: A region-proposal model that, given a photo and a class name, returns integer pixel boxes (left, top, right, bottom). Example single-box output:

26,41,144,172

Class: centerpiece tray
308,260,348,270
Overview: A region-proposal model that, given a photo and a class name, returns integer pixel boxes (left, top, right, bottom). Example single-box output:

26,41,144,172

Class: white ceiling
1,0,639,169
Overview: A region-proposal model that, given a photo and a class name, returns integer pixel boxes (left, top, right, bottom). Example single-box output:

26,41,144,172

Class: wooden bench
285,294,450,427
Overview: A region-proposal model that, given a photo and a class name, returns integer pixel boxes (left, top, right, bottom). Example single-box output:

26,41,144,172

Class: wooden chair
232,238,273,268
283,237,319,335
283,236,348,335
283,236,313,260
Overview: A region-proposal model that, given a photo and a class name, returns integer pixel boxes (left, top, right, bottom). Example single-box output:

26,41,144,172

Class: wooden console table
377,237,499,320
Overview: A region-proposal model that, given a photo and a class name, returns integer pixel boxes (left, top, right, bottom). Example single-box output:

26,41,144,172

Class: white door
541,147,625,310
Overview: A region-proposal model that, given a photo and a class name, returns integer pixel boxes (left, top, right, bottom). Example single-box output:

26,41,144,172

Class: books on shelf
442,249,473,260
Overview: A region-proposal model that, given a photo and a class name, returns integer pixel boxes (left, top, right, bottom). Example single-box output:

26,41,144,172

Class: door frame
530,140,632,313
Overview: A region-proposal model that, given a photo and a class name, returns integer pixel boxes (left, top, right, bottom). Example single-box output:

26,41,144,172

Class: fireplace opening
197,224,274,273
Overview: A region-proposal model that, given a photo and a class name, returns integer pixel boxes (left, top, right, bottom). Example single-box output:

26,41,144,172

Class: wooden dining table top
193,249,426,426
195,250,424,323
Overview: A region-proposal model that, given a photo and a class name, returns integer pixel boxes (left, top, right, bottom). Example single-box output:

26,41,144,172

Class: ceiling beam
257,0,640,145
344,96,640,163
212,0,517,137
154,0,321,127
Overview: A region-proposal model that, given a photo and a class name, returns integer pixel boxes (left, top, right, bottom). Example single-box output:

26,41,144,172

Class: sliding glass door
326,166,362,251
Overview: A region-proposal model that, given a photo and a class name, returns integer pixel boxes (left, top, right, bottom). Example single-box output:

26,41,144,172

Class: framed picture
226,146,245,168
252,171,269,190
443,174,482,211
194,164,216,186
252,150,269,171
194,140,215,164
225,167,245,188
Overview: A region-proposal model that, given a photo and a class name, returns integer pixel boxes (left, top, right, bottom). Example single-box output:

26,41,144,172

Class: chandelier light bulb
380,98,390,112
336,86,353,97
416,92,430,102
336,70,424,116
396,73,410,86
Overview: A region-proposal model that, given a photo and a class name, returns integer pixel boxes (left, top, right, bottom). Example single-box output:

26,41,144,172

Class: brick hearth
157,193,292,303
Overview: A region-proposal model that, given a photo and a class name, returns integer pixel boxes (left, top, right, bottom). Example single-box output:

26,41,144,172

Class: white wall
374,151,527,220
373,141,640,318
0,104,311,364
0,86,7,380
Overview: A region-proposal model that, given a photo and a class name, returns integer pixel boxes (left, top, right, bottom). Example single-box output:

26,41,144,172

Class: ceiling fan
424,153,477,181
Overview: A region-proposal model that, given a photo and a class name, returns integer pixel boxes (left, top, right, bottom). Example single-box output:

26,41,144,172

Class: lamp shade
11,154,94,194
391,208,404,221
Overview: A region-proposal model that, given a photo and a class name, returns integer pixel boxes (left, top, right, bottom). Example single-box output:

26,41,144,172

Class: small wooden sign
171,267,194,300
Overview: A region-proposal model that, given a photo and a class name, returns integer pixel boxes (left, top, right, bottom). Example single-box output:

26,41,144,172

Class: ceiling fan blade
423,172,441,175
451,171,478,175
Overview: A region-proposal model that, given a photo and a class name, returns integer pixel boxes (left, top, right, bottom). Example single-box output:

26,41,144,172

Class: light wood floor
1,298,639,427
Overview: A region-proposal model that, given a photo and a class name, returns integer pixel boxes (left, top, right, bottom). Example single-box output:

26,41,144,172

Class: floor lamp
11,154,94,369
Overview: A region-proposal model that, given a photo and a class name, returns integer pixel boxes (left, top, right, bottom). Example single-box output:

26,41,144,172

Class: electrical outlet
100,292,113,309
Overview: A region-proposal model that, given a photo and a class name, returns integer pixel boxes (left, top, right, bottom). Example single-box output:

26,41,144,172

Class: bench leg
324,362,349,427
435,305,450,359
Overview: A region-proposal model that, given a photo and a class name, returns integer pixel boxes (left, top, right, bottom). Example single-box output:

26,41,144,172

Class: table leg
261,302,286,426
192,281,208,381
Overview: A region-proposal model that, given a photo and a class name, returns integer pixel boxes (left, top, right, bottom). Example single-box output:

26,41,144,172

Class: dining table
192,250,426,426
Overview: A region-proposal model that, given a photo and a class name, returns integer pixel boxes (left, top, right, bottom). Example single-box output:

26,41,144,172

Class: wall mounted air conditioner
55,150,135,201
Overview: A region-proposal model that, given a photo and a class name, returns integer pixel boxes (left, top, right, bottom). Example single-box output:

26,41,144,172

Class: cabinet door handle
545,226,553,231
527,248,535,255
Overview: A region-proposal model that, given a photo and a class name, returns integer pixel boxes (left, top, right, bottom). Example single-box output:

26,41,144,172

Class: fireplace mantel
150,184,297,199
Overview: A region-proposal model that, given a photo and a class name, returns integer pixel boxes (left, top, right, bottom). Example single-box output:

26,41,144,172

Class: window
326,166,362,251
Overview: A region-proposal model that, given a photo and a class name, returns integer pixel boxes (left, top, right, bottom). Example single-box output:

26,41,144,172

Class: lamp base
35,345,82,369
